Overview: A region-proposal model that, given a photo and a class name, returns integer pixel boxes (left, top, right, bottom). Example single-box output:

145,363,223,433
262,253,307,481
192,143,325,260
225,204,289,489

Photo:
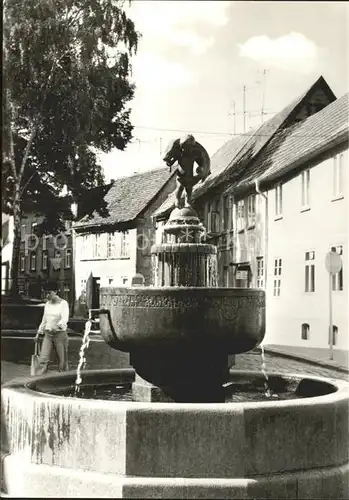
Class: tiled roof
75,167,173,228
235,93,349,189
153,76,335,217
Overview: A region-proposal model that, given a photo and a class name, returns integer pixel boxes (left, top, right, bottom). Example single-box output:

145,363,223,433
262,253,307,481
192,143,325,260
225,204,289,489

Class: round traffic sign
325,251,342,274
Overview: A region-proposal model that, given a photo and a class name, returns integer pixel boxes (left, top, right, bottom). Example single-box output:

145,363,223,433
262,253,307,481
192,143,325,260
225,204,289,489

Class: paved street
2,350,348,386
234,352,349,382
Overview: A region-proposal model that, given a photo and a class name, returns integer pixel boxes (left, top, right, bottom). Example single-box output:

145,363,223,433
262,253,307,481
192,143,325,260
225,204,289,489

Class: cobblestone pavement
2,351,348,385
234,352,349,382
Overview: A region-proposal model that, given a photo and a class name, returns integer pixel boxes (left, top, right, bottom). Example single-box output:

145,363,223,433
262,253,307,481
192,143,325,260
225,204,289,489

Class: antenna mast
243,85,246,133
228,100,236,136
260,69,269,124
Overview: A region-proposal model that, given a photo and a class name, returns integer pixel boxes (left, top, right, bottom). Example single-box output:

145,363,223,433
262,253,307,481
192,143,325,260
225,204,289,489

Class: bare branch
18,125,37,180
20,170,38,197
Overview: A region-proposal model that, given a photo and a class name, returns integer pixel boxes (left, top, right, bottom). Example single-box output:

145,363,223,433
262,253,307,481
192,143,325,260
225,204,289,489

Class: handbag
30,340,41,376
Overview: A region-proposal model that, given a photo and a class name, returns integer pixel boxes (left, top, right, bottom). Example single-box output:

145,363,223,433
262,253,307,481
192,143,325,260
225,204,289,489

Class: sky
99,1,349,182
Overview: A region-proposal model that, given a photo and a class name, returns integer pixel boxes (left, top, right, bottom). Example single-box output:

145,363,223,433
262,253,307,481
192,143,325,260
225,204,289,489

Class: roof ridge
112,166,169,182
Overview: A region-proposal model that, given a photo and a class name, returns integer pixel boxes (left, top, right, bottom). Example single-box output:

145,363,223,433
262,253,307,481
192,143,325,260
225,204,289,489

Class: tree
3,0,140,295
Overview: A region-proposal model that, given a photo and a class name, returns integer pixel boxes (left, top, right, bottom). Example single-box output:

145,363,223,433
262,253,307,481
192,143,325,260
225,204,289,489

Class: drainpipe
254,178,268,291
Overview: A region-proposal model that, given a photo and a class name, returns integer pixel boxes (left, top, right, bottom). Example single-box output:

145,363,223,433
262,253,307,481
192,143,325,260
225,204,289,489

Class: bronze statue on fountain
163,134,211,210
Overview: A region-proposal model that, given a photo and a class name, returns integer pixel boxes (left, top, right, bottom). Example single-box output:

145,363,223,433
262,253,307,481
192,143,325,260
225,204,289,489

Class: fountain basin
2,369,348,498
99,287,265,353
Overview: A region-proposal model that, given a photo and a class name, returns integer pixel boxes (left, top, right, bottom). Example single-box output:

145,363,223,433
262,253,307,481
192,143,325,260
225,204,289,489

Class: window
122,277,128,285
256,257,264,288
305,251,315,292
329,325,338,346
331,245,343,291
120,231,129,257
211,199,219,233
64,220,72,231
108,278,114,285
63,284,70,302
21,224,26,241
82,235,89,259
223,266,229,287
275,183,283,217
236,200,245,231
20,254,25,272
42,251,48,270
301,169,310,207
333,154,344,198
207,203,212,232
223,196,230,231
42,235,49,251
52,250,61,270
273,258,282,296
107,232,115,258
80,279,87,303
301,323,309,340
31,221,38,234
91,233,103,258
93,234,98,258
30,253,36,271
247,194,256,227
65,249,72,268
230,197,235,231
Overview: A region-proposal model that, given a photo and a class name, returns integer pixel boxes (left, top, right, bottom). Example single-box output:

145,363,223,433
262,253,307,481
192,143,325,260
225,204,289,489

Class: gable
290,87,336,125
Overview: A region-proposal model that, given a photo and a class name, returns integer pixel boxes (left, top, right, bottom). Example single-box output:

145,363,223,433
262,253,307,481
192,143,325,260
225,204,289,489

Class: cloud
129,1,231,56
166,30,215,56
132,52,197,90
238,32,320,73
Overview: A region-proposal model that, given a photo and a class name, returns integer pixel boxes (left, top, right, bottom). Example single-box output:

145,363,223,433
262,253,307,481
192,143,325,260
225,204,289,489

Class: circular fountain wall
2,369,348,498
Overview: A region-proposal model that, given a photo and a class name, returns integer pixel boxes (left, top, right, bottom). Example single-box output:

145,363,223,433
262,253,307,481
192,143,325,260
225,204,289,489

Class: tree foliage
3,0,140,292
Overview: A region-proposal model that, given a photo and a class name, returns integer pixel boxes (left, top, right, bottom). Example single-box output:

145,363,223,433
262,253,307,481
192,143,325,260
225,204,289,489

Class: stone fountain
1,136,348,498
99,205,265,405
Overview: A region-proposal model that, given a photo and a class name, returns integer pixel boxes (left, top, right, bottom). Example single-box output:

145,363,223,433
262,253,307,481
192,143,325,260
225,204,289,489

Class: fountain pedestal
132,375,173,402
130,346,228,402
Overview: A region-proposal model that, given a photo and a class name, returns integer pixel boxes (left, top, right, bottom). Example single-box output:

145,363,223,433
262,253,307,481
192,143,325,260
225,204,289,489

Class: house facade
1,214,14,294
263,143,347,350
154,78,348,352
16,212,74,305
73,167,176,316
230,95,348,351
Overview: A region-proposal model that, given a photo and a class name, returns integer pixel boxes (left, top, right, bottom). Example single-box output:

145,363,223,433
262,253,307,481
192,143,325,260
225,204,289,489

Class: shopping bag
30,340,41,376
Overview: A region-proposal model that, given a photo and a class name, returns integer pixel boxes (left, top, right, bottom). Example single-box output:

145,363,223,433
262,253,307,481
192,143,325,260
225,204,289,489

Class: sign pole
329,272,333,360
325,250,342,361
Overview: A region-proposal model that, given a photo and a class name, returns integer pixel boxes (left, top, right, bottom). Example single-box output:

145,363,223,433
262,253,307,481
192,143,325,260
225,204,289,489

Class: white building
227,94,348,351
258,98,348,351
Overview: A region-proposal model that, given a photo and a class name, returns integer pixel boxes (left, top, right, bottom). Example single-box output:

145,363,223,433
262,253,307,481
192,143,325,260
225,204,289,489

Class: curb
262,346,349,374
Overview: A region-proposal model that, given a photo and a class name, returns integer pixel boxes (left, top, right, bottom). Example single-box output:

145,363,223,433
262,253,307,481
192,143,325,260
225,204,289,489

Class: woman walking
35,282,70,374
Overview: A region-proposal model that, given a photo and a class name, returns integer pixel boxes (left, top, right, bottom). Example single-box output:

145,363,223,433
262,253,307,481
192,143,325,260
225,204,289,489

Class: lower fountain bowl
99,287,266,354
1,369,348,498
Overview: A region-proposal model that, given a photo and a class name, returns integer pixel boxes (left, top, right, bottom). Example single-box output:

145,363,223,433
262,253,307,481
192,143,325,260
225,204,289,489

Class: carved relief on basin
99,287,265,354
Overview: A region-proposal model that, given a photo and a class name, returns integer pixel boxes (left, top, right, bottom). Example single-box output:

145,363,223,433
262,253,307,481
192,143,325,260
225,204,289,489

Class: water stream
74,319,92,395
260,344,272,398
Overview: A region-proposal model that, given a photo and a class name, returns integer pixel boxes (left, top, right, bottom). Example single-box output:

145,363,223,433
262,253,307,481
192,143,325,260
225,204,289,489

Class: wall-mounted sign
236,270,248,280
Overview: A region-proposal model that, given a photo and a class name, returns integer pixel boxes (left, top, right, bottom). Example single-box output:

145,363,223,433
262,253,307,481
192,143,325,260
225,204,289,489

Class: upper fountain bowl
99,286,265,354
